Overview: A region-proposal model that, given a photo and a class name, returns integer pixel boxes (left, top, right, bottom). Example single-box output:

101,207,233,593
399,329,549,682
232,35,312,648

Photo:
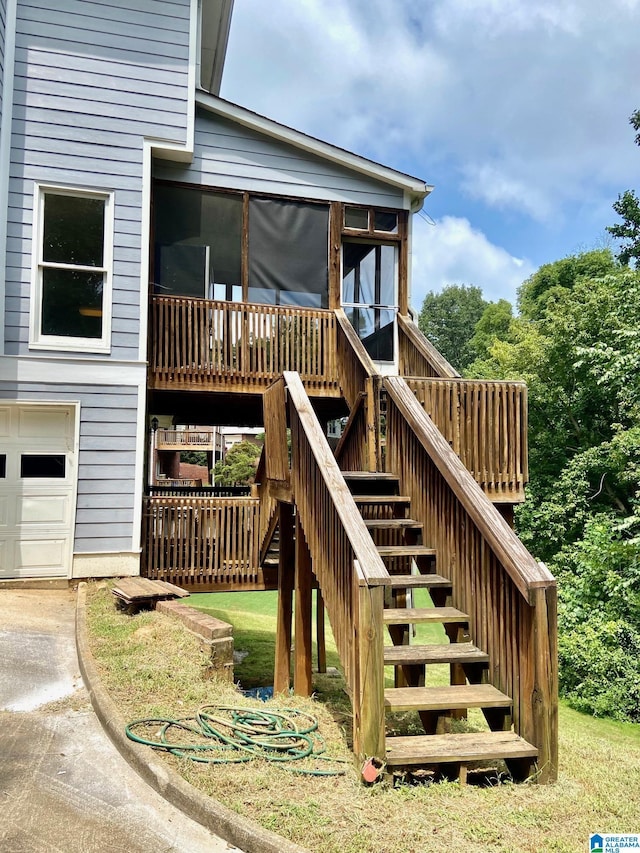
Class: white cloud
222,0,640,222
410,216,535,309
461,163,553,222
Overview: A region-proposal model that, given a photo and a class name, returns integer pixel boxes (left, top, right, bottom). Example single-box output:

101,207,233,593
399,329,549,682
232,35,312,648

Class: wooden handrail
334,308,381,471
384,375,557,781
281,371,387,760
263,378,290,485
334,308,377,404
385,376,551,600
284,372,388,586
397,313,460,378
334,392,368,471
404,377,529,500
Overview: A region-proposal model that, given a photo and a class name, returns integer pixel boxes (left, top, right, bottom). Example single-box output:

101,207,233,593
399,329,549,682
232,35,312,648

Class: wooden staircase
343,469,539,782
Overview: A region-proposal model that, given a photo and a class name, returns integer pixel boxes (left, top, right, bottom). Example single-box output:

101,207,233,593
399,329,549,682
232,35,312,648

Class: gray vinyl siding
0,0,6,116
154,107,408,208
0,381,138,553
4,0,193,358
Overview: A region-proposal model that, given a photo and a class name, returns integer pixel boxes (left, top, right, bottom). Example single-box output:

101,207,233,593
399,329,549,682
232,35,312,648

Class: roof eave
200,0,235,96
195,91,432,204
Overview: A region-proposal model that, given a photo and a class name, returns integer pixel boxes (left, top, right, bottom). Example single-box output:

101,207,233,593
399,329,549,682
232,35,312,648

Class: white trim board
0,0,18,357
0,354,146,386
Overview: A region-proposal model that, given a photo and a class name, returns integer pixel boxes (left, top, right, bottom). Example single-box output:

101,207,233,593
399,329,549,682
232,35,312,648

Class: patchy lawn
86,583,640,853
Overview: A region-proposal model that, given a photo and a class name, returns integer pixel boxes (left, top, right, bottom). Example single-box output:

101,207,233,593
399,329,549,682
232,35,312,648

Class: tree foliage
180,450,208,466
418,284,487,371
464,253,640,720
213,440,262,486
607,109,640,266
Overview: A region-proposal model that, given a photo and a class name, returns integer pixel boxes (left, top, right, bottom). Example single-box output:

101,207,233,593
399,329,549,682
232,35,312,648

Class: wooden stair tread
112,578,189,602
385,732,537,766
384,642,489,666
342,471,399,480
352,495,411,504
385,684,512,711
364,519,423,529
376,546,437,558
383,606,468,624
377,573,451,589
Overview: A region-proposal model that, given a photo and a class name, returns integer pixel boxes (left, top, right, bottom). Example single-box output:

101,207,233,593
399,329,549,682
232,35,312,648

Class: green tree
180,450,207,466
466,298,513,369
607,109,640,266
213,440,262,486
418,284,487,371
517,249,617,320
467,256,640,719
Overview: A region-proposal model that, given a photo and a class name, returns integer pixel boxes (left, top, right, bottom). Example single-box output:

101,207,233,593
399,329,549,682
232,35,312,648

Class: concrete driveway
0,587,238,853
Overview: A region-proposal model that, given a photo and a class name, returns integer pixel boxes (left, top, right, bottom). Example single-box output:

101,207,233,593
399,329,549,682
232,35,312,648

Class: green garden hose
126,704,347,776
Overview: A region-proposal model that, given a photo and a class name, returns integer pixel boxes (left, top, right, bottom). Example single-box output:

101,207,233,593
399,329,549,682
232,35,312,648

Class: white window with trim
30,185,113,353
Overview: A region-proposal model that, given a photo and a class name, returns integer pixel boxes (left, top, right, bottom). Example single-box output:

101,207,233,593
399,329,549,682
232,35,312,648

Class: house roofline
200,0,234,95
195,91,433,206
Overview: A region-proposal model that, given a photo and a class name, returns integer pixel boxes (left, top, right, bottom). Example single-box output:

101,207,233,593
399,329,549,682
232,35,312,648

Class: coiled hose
126,704,348,776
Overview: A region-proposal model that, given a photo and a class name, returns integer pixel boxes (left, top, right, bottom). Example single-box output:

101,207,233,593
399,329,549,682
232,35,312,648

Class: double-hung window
30,185,113,352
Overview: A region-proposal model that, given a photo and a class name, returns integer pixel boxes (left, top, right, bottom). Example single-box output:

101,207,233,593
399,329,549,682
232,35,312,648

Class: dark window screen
248,198,329,308
0,455,5,478
154,185,242,299
21,455,66,478
344,206,369,230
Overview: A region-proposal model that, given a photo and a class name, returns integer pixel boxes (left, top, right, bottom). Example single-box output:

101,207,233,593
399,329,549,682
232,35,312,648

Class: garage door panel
0,403,77,579
18,494,71,526
15,538,67,573
0,495,9,527
0,539,9,572
17,407,73,443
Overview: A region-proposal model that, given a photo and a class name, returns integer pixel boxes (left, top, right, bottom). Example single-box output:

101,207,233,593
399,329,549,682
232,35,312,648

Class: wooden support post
365,377,379,473
274,503,295,695
531,585,558,783
353,570,386,763
316,588,327,674
294,516,313,696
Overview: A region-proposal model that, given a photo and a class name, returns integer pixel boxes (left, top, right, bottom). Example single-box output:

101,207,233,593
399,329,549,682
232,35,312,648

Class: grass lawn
86,583,640,853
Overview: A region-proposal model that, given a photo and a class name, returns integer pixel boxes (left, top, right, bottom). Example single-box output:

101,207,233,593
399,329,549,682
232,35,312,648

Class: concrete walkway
0,587,238,853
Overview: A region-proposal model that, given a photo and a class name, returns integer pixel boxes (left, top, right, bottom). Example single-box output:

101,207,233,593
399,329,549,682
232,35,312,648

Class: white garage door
0,403,77,579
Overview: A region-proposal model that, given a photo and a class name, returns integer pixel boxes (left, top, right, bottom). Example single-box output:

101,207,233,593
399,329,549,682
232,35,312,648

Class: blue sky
221,0,640,310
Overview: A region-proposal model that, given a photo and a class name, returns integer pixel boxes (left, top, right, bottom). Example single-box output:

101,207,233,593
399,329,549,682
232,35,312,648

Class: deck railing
404,377,528,501
397,313,459,379
272,371,389,761
149,295,339,394
156,428,216,449
384,376,558,782
335,308,381,471
141,496,262,590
